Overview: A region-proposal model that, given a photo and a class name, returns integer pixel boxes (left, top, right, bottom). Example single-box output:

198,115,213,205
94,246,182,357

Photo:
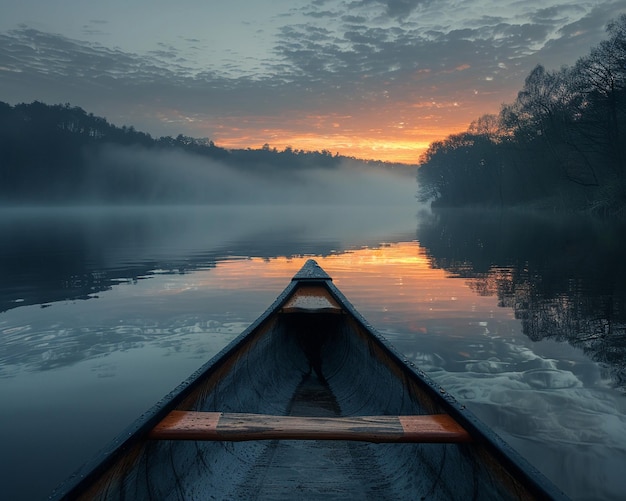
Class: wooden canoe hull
50,260,567,500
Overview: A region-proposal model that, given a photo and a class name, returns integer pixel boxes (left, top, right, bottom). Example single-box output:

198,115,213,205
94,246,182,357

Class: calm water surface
0,206,624,500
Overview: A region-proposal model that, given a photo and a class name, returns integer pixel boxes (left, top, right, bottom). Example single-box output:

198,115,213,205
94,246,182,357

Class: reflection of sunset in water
189,242,513,332
3,204,625,501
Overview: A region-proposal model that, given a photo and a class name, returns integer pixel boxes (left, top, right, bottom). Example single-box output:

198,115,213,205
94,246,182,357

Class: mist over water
85,144,418,205
1,200,626,500
5,146,625,500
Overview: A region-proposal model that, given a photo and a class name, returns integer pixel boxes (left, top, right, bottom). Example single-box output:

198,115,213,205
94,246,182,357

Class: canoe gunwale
49,259,568,501
49,270,306,500
320,273,568,501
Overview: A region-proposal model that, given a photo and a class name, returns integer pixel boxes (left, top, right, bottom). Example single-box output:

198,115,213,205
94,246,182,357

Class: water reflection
0,205,418,377
0,205,417,313
1,206,626,500
416,209,626,392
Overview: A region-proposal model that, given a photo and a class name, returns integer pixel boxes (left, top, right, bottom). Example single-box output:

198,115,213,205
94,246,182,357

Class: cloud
357,0,433,19
533,1,626,68
1,1,624,161
3,2,620,106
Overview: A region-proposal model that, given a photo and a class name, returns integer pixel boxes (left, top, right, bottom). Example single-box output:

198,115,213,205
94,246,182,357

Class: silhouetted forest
0,101,410,203
417,15,626,216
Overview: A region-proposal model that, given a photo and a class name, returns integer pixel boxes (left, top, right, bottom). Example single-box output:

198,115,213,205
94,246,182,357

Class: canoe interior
60,280,557,501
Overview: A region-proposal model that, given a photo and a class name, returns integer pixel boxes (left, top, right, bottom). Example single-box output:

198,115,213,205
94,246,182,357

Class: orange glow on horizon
214,134,436,165
175,96,496,164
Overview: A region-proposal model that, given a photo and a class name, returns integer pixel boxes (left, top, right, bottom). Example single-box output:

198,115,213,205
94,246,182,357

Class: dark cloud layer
1,1,625,159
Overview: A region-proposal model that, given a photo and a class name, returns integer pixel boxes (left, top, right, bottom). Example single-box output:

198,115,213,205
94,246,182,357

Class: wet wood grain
150,411,472,443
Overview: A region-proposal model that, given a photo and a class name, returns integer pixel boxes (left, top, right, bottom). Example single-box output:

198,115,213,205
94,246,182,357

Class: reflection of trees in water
0,209,341,314
417,209,626,389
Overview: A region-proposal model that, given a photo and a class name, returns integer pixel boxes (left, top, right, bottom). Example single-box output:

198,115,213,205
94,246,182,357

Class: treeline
417,15,626,215
0,101,371,203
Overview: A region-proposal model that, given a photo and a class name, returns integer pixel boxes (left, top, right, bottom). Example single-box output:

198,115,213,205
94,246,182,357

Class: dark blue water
0,206,624,500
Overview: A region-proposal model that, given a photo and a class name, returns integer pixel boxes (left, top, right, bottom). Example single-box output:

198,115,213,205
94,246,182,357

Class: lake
0,205,625,500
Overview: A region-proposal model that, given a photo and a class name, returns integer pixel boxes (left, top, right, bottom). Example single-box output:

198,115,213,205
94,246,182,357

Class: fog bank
86,144,417,205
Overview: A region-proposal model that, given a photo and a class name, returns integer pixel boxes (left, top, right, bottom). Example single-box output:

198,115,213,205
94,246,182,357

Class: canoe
50,260,567,500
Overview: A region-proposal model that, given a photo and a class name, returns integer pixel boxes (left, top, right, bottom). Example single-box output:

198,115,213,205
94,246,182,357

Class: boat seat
149,411,472,443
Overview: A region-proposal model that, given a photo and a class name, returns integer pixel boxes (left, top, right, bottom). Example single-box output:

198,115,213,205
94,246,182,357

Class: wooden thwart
149,411,472,443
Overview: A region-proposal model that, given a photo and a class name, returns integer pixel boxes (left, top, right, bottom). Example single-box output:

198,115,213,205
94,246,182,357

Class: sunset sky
2,0,625,164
